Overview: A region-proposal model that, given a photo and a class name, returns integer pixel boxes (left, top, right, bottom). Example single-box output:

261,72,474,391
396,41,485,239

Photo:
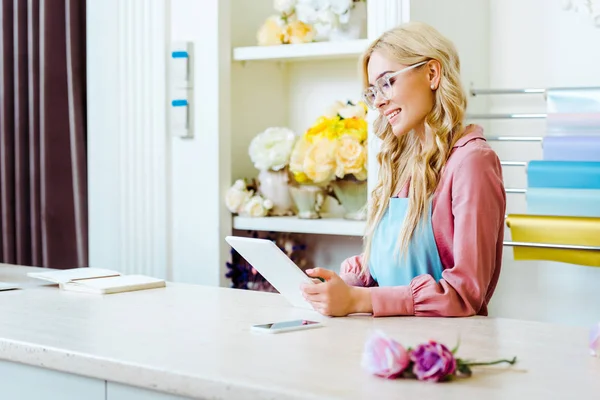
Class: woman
300,22,506,317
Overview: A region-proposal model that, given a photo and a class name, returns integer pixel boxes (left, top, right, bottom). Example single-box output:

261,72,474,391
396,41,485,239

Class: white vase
257,168,295,216
289,185,325,219
330,177,368,220
328,2,368,42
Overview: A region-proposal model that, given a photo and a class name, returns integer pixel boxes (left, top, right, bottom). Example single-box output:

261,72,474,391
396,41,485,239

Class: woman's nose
374,91,388,109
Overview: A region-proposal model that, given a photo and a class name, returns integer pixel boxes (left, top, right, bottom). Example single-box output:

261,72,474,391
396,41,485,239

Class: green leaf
455,360,472,378
451,337,461,354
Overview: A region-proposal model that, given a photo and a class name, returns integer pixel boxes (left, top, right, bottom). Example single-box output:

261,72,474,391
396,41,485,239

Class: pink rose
410,340,457,382
591,322,600,356
361,330,410,379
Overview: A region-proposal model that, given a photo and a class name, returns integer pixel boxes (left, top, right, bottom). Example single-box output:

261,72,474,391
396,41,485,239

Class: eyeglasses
362,61,428,110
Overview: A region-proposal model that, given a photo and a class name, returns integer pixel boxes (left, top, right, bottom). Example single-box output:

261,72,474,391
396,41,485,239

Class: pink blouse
340,124,506,317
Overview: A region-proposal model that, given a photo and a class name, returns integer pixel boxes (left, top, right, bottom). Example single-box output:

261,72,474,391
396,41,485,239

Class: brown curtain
0,0,87,269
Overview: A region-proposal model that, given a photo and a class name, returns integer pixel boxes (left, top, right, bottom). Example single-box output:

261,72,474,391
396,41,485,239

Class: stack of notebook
27,268,166,294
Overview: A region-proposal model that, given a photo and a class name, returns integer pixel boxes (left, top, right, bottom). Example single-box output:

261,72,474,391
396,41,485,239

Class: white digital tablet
225,236,316,309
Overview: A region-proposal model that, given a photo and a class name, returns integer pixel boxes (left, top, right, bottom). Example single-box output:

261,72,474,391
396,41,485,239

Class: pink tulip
590,323,600,357
361,330,410,379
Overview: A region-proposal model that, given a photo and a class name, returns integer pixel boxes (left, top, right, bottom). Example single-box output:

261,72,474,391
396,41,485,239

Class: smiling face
366,51,440,138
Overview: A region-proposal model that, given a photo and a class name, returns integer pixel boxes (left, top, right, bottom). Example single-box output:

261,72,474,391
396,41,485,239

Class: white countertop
0,264,597,399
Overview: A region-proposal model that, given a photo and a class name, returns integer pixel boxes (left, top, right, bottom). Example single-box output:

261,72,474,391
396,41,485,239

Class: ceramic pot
330,178,368,220
328,2,368,42
289,185,325,219
257,168,295,216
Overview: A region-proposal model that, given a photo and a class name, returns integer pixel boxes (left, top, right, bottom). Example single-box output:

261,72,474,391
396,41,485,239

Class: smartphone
251,319,322,334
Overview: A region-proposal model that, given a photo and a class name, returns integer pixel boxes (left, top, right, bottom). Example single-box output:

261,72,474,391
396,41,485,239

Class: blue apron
369,198,444,286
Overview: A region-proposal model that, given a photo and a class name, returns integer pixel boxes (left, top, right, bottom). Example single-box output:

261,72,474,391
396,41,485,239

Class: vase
328,2,368,42
257,168,295,216
289,185,325,219
330,178,368,220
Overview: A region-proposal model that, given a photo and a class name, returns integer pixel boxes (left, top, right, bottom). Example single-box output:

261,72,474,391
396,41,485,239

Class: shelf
232,39,370,62
233,216,366,236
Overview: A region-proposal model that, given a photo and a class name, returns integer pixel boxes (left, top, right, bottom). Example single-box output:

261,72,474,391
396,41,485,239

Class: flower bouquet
294,0,368,41
362,330,518,383
225,179,273,218
248,127,298,216
289,100,369,220
257,0,367,45
257,1,316,46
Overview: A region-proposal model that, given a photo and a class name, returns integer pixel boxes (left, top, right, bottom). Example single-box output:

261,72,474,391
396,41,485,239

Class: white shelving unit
161,0,491,285
233,216,366,236
233,39,370,62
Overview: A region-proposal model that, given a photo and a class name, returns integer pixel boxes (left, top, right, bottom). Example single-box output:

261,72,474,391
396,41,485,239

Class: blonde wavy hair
361,22,468,274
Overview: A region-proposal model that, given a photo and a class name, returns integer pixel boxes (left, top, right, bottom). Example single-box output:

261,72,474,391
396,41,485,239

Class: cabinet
0,359,192,400
107,382,189,400
0,360,105,400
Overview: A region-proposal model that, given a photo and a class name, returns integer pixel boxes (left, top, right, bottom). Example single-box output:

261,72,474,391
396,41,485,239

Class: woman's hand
300,268,372,316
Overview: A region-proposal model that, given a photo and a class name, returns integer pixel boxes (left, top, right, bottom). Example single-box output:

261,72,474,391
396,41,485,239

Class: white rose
324,101,345,118
249,127,297,171
263,199,274,210
233,179,246,190
313,0,331,10
312,8,337,39
329,0,352,15
243,196,268,217
274,0,296,14
225,187,251,213
339,103,366,119
295,2,318,23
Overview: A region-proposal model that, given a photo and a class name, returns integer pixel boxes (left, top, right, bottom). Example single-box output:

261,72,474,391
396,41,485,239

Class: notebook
0,282,21,291
27,267,165,294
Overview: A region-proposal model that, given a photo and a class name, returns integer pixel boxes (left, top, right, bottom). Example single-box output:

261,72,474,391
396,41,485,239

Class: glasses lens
362,88,377,109
379,77,393,100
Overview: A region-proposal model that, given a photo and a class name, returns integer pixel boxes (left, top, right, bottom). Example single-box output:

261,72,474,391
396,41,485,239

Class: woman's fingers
305,267,336,281
301,282,326,295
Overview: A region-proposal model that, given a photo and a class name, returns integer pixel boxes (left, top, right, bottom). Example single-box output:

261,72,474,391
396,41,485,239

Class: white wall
486,0,600,327
170,0,232,286
87,0,169,280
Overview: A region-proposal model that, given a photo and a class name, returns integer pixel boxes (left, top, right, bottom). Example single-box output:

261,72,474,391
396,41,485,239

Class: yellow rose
290,136,311,176
305,116,333,142
283,20,315,44
342,118,368,142
335,135,367,179
257,16,284,46
303,137,338,184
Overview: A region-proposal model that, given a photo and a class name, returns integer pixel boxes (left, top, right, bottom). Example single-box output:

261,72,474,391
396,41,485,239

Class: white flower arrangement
225,179,273,218
248,127,297,172
293,0,365,41
258,0,365,44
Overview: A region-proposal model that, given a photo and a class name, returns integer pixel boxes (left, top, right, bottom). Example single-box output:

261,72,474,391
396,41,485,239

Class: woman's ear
427,60,442,90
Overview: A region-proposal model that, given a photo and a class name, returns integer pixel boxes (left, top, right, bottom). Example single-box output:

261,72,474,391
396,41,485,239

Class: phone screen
254,319,319,330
